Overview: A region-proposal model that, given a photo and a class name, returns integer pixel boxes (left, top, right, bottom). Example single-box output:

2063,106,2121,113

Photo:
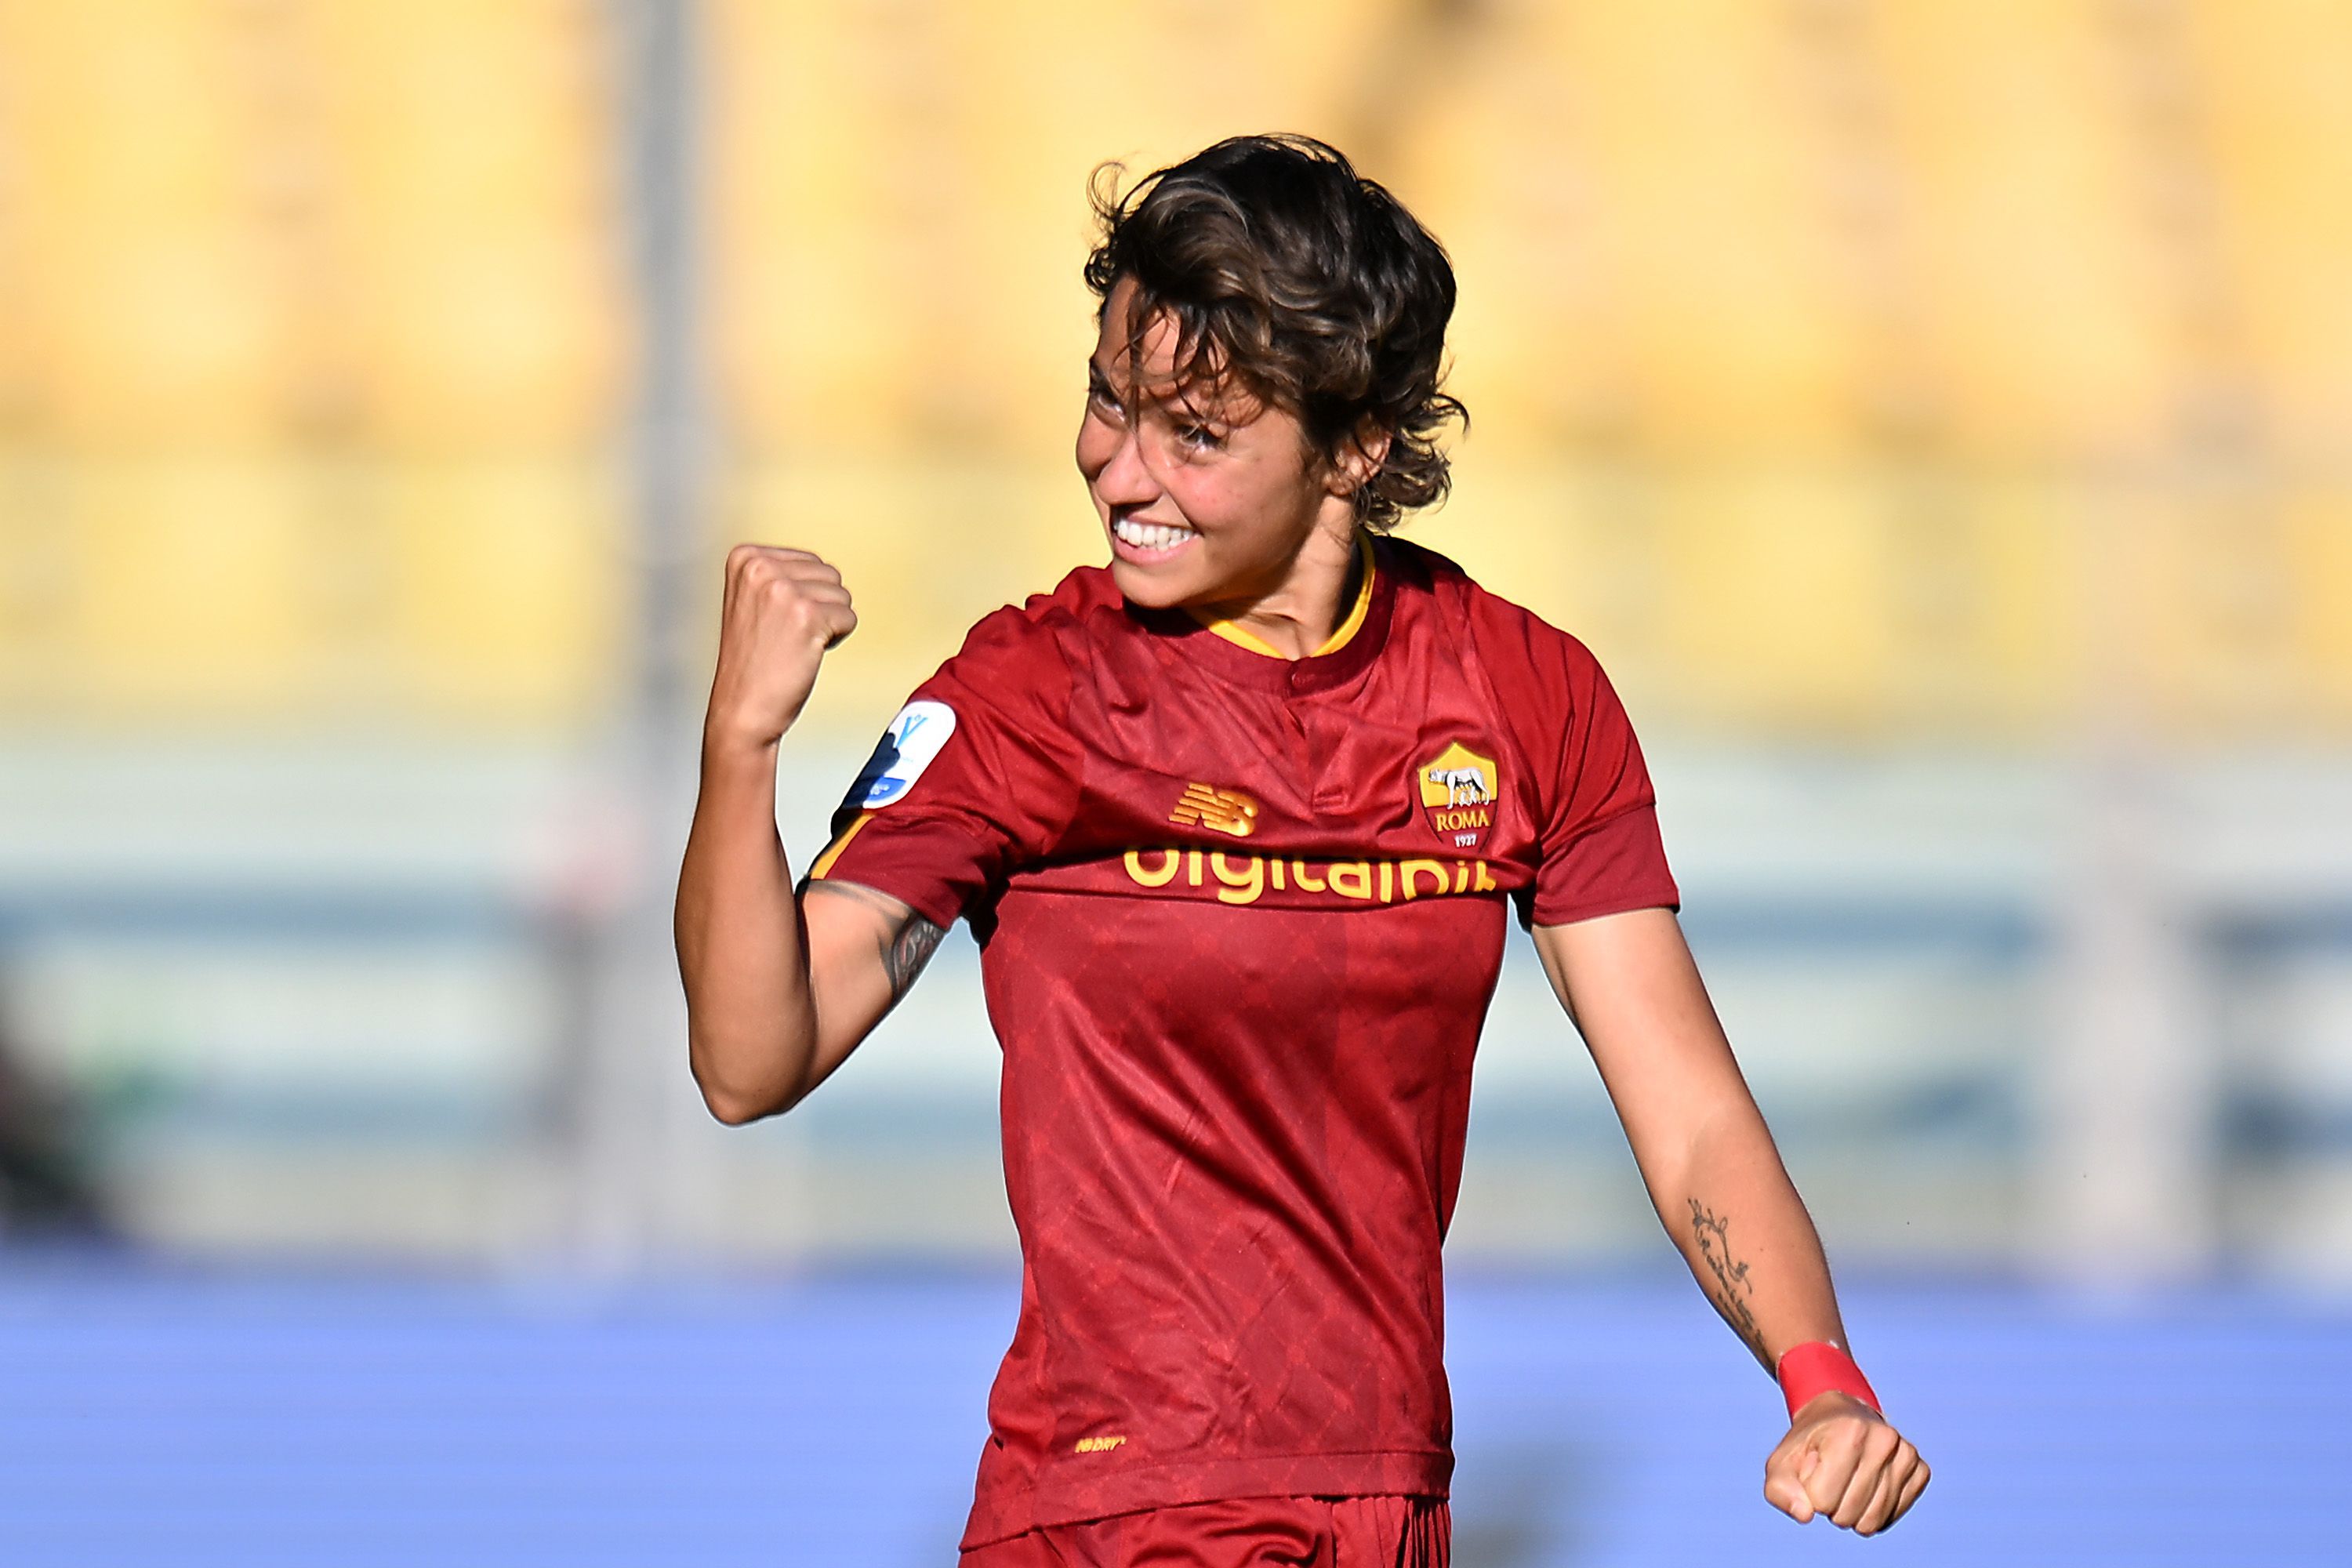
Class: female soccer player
676,134,1928,1565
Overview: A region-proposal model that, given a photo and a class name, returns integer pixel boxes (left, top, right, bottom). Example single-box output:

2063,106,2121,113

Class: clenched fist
703,545,858,751
1764,1392,1929,1536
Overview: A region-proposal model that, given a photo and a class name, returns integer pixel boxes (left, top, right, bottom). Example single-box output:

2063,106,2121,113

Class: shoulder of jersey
954,564,1128,663
1385,534,1603,676
1016,561,1127,631
925,565,1124,707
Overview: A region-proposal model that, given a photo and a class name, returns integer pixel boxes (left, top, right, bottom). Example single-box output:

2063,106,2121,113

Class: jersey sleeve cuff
806,822,984,932
1526,802,1681,927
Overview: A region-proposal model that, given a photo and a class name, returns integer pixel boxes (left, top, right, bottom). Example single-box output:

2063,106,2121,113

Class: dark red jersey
810,535,1679,1548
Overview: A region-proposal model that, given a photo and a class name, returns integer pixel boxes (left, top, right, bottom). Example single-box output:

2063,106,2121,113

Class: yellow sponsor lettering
1399,858,1450,900
1073,1435,1127,1454
1124,848,1181,887
1119,848,1504,902
1210,852,1264,905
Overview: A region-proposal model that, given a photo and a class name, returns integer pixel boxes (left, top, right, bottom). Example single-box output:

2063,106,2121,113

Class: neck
1192,524,1367,660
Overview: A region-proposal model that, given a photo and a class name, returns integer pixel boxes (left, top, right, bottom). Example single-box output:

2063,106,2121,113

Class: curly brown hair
1083,134,1467,533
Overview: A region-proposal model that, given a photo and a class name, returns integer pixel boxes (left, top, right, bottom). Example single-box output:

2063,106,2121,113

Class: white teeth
1112,517,1195,553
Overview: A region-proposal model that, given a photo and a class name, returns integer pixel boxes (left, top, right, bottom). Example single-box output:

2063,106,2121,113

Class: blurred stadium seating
0,0,627,728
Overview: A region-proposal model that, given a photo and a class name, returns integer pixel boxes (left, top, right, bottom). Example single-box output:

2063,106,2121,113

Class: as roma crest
1417,741,1498,849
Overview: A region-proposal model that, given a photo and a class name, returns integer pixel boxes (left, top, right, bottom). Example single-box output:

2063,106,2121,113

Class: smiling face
1076,276,1368,614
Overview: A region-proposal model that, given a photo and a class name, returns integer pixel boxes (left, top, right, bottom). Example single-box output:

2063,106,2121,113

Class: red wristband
1776,1341,1880,1419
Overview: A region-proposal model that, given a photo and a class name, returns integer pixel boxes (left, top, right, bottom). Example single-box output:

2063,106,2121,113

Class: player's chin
1105,536,1209,607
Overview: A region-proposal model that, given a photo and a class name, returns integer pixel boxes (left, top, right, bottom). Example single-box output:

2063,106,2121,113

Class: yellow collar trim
1191,534,1376,659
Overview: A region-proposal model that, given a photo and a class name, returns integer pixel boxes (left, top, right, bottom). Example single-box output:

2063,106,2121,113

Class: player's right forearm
674,734,818,1123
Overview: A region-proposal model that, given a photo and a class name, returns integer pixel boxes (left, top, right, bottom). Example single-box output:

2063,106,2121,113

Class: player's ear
1324,417,1391,500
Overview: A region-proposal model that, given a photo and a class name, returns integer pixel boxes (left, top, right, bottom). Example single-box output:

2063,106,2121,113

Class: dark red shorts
960,1494,1450,1568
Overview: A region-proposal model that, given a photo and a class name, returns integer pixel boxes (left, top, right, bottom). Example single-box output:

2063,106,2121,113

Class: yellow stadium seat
309,0,629,449
2285,486,2352,728
5,0,300,445
1381,5,1634,457
706,0,937,452
0,44,34,426
2183,0,2352,463
60,458,318,716
2128,492,2303,735
1940,477,2071,735
1646,469,1905,732
1537,0,1871,459
0,448,68,712
375,457,623,727
1868,0,2189,463
8,455,622,730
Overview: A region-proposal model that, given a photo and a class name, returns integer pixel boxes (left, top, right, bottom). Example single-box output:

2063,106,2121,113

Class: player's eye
1174,421,1226,451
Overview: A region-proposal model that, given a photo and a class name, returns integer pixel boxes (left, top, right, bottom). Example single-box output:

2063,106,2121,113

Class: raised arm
674,546,944,1125
1530,906,1929,1536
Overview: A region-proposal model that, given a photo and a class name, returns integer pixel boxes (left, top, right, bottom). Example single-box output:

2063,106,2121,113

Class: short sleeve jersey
811,535,1679,1548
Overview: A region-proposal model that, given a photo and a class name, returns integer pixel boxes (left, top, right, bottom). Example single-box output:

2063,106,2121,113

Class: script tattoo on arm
1689,1198,1770,1367
801,878,946,1002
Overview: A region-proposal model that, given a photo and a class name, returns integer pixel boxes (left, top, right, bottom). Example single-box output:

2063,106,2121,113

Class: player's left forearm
1648,1104,1847,1373
1530,911,1857,1380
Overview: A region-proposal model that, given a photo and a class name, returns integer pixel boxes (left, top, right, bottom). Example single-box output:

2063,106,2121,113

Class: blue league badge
850,700,959,808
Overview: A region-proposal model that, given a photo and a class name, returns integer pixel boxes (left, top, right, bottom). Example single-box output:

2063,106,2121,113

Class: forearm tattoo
801,878,946,1001
1689,1199,1769,1367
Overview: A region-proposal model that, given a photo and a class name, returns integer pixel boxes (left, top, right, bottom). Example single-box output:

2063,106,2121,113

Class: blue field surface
0,1258,2339,1567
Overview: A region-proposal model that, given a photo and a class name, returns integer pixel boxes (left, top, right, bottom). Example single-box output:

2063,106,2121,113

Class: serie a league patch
851,700,957,808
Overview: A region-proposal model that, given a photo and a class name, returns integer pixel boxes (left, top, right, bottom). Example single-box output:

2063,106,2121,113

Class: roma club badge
1417,742,1498,850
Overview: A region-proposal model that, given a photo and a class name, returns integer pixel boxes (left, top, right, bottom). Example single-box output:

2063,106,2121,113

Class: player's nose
1088,423,1162,507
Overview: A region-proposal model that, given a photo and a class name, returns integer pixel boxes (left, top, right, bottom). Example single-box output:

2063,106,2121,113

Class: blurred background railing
2,0,2350,1290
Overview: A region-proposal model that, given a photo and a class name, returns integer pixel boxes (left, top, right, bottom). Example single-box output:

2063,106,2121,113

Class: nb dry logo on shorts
1417,741,1497,849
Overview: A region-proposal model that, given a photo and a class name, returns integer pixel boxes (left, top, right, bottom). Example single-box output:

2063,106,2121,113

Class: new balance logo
1169,782,1260,838
1073,1435,1127,1454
